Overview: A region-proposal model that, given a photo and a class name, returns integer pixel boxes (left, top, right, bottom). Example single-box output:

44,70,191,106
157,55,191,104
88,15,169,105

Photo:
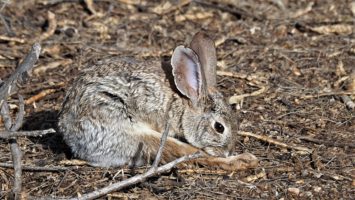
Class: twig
9,139,22,199
25,89,57,105
38,11,56,41
0,128,56,139
0,98,25,199
299,136,355,148
4,96,25,199
299,91,354,100
0,43,41,106
152,123,169,168
0,43,41,200
238,131,312,154
0,163,68,172
0,101,12,129
11,95,24,131
228,86,268,104
0,35,25,43
67,152,202,200
217,70,248,79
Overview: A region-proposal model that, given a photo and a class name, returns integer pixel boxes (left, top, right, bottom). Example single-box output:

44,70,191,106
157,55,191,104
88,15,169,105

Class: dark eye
214,122,224,134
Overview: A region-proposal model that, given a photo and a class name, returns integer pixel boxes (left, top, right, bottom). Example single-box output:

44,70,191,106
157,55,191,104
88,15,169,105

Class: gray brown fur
58,32,247,168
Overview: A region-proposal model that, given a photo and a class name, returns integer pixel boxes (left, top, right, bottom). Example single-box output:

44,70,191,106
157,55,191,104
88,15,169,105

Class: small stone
288,187,300,195
313,186,322,192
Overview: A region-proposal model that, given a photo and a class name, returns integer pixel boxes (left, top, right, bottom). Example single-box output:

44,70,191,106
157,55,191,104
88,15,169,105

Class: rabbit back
59,57,184,166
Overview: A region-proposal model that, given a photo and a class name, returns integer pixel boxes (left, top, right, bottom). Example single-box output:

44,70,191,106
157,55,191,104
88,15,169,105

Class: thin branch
0,163,68,172
9,139,22,199
0,129,56,139
10,95,24,131
152,123,169,168
68,152,203,200
38,11,57,41
299,91,355,100
0,101,12,129
0,43,41,106
238,131,312,154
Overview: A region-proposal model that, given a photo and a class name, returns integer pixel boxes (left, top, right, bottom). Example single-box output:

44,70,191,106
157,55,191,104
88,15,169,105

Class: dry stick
0,43,41,107
0,43,41,199
0,163,68,172
217,70,248,79
238,131,312,153
0,101,12,129
25,89,57,105
38,11,56,41
9,139,22,198
69,153,202,200
299,91,354,100
0,35,25,43
0,96,25,199
152,123,169,168
11,95,24,132
8,96,25,200
229,86,268,105
0,128,56,139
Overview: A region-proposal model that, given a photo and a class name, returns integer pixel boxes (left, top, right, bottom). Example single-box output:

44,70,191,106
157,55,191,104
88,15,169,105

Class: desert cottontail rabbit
58,32,258,170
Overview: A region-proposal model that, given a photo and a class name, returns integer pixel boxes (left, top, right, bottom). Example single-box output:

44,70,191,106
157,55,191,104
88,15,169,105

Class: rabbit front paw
215,153,258,171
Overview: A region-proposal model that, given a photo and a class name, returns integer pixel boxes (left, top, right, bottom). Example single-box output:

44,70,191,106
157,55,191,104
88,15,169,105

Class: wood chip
310,24,353,35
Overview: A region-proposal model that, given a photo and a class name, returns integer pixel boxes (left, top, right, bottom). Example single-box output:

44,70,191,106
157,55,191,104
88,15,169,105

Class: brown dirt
0,0,354,199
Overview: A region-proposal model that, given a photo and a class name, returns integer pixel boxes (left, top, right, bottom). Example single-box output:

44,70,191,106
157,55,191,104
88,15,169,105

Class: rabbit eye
214,122,224,134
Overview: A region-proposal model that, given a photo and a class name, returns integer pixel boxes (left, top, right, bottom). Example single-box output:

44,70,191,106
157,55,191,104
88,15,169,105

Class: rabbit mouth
203,146,231,157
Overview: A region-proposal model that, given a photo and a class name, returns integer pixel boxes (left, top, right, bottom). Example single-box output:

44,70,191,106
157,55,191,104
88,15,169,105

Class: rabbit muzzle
203,145,233,158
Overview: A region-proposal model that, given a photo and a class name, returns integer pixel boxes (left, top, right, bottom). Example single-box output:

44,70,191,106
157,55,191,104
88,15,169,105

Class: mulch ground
0,0,354,199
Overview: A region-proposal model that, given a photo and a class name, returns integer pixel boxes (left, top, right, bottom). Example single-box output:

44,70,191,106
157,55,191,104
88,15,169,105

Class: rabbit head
171,32,236,157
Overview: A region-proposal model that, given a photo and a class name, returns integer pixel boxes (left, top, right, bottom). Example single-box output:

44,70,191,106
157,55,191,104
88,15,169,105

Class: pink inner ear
184,55,199,92
171,46,202,101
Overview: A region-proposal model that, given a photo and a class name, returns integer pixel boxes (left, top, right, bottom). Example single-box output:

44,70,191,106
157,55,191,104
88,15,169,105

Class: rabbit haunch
58,32,249,168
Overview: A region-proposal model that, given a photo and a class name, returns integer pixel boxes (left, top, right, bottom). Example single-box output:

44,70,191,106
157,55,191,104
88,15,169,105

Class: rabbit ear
190,32,217,89
171,45,203,104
